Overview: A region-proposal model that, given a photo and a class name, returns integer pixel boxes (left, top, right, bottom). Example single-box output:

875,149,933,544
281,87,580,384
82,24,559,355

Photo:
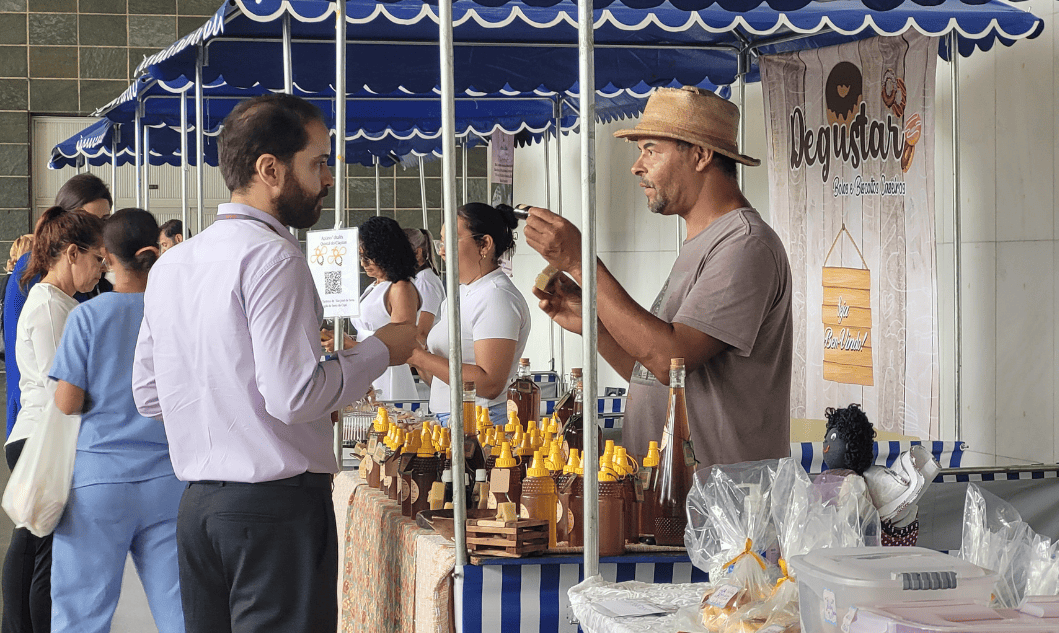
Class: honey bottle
638,441,662,543
520,450,558,548
506,358,541,429
489,441,522,509
654,358,697,546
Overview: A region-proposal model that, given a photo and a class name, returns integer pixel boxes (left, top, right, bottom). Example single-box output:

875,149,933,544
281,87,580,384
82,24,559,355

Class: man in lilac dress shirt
133,94,416,633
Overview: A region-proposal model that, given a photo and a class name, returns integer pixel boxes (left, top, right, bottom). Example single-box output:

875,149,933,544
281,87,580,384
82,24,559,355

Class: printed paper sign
306,227,360,318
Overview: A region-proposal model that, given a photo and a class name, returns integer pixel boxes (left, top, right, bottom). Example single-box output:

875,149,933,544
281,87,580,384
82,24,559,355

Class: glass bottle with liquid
553,368,583,427
561,379,603,457
462,381,487,479
654,358,697,546
507,358,541,428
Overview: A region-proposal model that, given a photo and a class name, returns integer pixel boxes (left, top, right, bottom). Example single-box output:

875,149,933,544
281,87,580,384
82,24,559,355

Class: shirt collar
218,202,301,249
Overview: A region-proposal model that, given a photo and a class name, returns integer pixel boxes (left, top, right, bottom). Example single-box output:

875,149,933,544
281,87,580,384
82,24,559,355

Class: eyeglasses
78,247,107,269
434,234,482,254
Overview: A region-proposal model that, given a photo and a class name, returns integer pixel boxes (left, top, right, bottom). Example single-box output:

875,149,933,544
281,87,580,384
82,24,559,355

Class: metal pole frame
554,95,566,385
736,42,749,188
461,138,468,206
143,124,151,212
195,44,205,237
374,156,381,216
419,155,429,228
134,96,143,208
333,0,348,467
577,0,600,580
439,0,468,583
543,128,555,372
949,32,962,441
110,124,118,196
283,13,294,95
180,90,189,234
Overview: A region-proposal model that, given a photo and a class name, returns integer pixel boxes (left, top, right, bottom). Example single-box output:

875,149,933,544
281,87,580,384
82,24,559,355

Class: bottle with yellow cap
364,407,391,489
597,459,626,556
488,441,521,510
566,454,585,547
408,425,441,519
613,446,641,545
520,450,558,547
546,440,564,480
461,382,488,484
556,448,580,544
638,441,662,543
385,428,405,501
504,410,519,443
516,430,535,481
399,428,422,516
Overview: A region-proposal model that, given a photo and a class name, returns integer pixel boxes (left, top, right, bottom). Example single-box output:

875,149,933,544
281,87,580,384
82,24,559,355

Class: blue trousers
50,475,185,633
435,401,508,427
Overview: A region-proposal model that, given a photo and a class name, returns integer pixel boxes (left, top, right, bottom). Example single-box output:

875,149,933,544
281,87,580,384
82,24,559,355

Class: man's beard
642,179,668,215
275,176,327,229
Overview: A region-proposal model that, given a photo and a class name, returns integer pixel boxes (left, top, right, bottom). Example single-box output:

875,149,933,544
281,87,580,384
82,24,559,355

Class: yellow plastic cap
643,441,661,467
603,440,615,457
546,441,563,471
527,450,550,478
597,466,618,482
517,432,535,456
612,447,628,475
373,407,389,432
564,448,581,474
505,411,519,433
496,442,517,468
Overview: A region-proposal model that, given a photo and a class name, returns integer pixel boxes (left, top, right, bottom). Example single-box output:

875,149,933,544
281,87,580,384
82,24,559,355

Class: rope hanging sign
821,224,873,386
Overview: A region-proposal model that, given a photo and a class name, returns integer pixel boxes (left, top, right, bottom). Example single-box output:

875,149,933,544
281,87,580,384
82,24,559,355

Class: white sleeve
25,297,69,385
414,271,445,316
469,286,523,342
132,312,162,419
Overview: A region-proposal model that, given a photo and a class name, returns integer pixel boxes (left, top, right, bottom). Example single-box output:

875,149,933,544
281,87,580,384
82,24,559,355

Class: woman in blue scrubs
48,209,184,633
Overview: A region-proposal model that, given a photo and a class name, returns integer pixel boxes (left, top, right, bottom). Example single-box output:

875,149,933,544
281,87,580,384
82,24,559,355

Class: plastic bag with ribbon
685,460,779,632
959,484,1034,608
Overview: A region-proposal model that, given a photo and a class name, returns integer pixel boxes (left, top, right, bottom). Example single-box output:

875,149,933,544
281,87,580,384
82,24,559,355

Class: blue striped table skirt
386,398,628,428
792,440,966,476
460,555,707,633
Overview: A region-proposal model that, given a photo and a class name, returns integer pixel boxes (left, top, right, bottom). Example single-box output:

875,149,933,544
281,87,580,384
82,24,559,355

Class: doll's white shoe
862,445,940,522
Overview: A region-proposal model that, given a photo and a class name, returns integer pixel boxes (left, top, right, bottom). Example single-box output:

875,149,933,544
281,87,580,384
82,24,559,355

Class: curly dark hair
823,403,876,474
359,216,417,283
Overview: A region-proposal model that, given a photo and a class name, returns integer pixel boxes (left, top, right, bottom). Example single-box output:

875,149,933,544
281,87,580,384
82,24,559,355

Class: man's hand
524,207,583,278
532,272,584,334
373,322,418,366
320,328,356,354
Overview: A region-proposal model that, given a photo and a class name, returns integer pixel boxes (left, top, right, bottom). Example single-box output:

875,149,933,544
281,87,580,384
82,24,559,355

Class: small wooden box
466,518,549,558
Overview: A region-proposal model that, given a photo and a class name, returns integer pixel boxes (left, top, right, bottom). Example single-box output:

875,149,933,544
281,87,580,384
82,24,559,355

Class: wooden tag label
373,444,388,463
383,458,398,478
490,468,511,495
399,454,415,474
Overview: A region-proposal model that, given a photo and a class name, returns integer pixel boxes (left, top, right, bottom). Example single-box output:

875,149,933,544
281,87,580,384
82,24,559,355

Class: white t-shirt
413,268,445,317
426,268,530,413
8,282,79,445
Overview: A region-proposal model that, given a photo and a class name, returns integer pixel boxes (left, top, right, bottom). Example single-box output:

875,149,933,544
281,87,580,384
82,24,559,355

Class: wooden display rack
466,518,549,559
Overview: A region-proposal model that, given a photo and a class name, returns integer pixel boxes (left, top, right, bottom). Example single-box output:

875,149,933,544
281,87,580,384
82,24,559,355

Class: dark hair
404,227,439,276
105,208,160,275
23,207,105,288
675,140,738,178
457,202,518,265
823,404,876,474
359,216,417,283
217,94,326,193
159,219,183,240
54,173,112,212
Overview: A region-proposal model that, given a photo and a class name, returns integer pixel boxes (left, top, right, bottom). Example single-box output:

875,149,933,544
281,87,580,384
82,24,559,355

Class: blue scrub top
49,292,175,488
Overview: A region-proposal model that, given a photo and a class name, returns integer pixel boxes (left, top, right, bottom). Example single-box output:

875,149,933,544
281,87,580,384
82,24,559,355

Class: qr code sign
324,271,342,295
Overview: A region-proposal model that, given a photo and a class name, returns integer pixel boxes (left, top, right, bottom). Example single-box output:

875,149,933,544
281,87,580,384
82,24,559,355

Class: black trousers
1,440,51,633
177,473,338,633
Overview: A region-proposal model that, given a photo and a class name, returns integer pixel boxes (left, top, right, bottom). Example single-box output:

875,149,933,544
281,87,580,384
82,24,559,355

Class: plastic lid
643,441,661,467
519,358,530,366
546,441,563,471
373,407,389,431
572,368,582,377
441,469,453,483
564,448,581,474
517,433,535,456
526,450,550,478
671,357,685,369
789,547,996,590
496,442,517,468
603,439,615,457
475,469,488,482
547,417,560,435
505,411,519,433
612,447,629,475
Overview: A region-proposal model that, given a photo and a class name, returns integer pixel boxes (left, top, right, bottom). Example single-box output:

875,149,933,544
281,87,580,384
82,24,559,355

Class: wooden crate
466,519,549,558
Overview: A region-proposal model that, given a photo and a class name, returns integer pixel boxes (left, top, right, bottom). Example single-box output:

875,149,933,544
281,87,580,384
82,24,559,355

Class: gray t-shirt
624,208,793,470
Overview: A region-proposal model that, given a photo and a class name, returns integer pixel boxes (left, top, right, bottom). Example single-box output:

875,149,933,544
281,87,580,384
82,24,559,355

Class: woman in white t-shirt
404,227,445,343
2,206,105,633
409,203,530,426
350,216,421,401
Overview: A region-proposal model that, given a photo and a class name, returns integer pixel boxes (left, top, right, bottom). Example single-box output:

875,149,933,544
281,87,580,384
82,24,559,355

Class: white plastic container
849,597,1059,632
788,547,998,633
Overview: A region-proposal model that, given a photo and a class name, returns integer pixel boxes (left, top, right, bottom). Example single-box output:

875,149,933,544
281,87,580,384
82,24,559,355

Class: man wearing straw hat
524,86,793,469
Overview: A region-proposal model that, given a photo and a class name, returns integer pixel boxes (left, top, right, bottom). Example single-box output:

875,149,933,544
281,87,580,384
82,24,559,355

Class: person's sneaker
862,445,940,522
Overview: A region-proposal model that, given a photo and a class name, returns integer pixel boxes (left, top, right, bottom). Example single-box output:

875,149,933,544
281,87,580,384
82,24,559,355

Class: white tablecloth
568,576,712,633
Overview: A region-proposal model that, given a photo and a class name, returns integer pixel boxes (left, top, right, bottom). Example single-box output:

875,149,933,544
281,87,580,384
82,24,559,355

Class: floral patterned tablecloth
340,479,455,633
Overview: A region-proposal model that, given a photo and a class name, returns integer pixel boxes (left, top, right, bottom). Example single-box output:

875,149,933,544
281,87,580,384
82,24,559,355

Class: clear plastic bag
959,484,1033,608
686,460,780,632
2,402,80,537
1027,534,1059,597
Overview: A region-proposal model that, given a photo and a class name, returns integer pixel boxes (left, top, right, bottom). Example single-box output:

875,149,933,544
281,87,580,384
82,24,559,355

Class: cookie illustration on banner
825,62,863,127
881,68,907,119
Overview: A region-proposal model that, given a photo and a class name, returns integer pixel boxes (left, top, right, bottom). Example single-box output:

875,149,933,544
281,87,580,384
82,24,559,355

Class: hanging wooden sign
822,226,874,386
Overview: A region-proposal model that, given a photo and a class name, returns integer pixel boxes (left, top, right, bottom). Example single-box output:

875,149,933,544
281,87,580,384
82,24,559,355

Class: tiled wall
0,0,218,242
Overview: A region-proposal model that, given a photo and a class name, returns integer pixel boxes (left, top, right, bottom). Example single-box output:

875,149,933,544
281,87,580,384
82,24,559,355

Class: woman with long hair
350,216,421,401
409,203,531,425
48,209,184,633
2,207,106,633
403,227,445,343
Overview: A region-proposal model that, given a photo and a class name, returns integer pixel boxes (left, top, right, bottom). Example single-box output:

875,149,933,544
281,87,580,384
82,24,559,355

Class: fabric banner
761,33,940,439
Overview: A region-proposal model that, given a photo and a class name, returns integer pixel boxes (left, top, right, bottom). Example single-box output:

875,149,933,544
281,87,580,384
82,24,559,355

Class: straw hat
614,86,760,167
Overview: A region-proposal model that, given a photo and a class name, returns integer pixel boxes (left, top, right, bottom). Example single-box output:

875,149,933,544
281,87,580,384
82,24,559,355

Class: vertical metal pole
110,124,118,197
333,0,348,467
949,33,962,441
577,0,599,580
737,48,748,188
134,98,143,208
439,0,466,571
461,139,468,206
554,96,566,384
283,13,294,95
374,156,381,216
419,155,429,228
143,124,151,212
180,92,189,233
543,130,555,371
195,45,205,236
